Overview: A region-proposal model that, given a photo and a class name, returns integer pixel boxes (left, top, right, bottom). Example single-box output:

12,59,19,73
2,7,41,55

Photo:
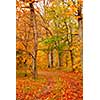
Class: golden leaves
16,0,83,72
66,12,72,16
70,5,78,12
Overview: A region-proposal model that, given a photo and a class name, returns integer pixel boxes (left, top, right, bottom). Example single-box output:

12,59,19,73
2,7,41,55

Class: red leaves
16,70,83,100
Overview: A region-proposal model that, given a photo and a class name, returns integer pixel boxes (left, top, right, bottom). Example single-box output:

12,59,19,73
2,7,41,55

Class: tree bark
78,2,83,69
30,3,38,79
79,20,83,68
58,50,62,68
48,50,53,68
66,34,73,71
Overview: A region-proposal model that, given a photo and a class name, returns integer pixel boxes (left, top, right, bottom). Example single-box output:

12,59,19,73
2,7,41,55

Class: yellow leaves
16,41,25,50
27,57,32,65
16,0,83,73
24,0,35,3
68,0,73,5
73,7,78,12
65,7,78,17
66,12,72,16
78,0,83,5
70,5,78,12
72,30,79,35
65,10,75,17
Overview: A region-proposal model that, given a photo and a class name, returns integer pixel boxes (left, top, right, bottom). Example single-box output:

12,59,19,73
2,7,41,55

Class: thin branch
40,24,53,36
16,49,35,60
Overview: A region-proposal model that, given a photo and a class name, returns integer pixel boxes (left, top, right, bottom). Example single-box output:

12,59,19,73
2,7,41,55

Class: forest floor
16,69,83,100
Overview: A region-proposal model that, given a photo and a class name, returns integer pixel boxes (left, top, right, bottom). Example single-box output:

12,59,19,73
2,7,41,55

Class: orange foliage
16,70,83,100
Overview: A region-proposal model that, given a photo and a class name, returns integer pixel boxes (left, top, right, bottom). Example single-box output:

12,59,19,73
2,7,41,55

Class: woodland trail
16,70,83,100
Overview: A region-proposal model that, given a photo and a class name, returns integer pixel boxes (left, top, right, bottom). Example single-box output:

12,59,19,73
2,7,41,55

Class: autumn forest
16,0,83,100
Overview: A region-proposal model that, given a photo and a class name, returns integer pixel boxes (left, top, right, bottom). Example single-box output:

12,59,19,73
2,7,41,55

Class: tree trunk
70,50,73,68
78,1,83,69
48,50,51,68
30,3,38,79
32,58,37,79
48,50,53,68
51,50,53,67
58,50,62,68
66,34,73,71
79,20,83,68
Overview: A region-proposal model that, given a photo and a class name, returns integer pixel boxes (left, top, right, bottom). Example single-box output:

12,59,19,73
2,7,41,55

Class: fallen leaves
16,70,83,100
